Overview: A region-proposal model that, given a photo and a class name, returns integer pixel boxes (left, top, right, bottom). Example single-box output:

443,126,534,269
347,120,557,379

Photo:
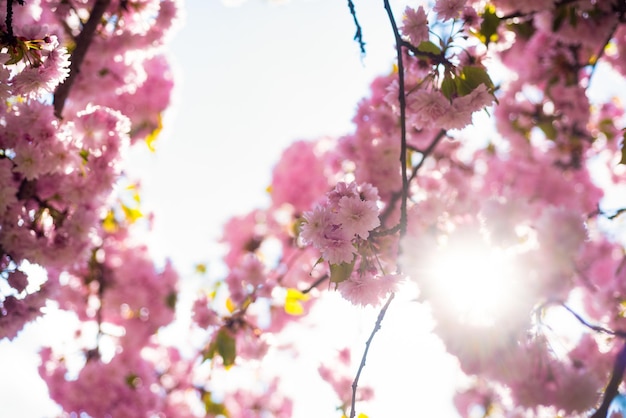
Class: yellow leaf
122,204,143,223
285,288,309,316
145,113,163,152
195,263,207,274
102,209,117,233
358,414,369,418
125,183,141,203
225,297,236,313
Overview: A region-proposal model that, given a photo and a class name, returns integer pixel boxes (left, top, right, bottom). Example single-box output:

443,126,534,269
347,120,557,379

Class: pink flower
301,205,335,248
433,0,467,21
339,273,401,307
402,6,429,45
337,196,380,239
321,226,356,264
12,141,45,180
408,89,451,129
191,294,220,329
270,140,329,211
327,181,358,206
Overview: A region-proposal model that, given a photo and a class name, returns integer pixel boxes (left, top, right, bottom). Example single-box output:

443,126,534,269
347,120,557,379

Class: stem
382,0,408,237
53,0,112,119
407,129,446,182
301,274,329,294
349,292,395,418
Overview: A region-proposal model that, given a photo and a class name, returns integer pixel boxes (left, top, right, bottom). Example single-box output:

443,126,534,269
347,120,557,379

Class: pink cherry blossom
433,0,466,21
402,6,429,45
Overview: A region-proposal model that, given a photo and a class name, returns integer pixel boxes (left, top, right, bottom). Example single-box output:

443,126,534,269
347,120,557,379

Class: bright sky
0,0,463,416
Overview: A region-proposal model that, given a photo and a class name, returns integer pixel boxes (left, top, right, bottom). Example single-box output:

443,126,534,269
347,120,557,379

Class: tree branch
407,129,446,183
3,0,25,45
349,292,395,418
538,300,626,338
376,129,446,229
591,342,626,418
53,0,112,119
382,0,408,237
346,0,365,55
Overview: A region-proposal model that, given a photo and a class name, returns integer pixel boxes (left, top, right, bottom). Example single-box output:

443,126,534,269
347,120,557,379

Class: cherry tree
4,0,626,417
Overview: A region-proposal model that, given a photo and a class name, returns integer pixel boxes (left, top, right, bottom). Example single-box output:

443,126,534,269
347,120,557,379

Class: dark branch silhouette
346,0,365,55
382,0,408,237
54,0,112,119
591,342,626,418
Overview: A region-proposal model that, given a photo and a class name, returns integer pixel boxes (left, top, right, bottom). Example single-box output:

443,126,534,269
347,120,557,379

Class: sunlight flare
428,248,515,326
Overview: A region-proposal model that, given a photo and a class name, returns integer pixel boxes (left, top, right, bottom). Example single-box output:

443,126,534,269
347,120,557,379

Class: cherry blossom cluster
8,0,626,417
0,0,180,341
38,228,189,417
0,34,70,99
0,102,131,339
300,181,380,265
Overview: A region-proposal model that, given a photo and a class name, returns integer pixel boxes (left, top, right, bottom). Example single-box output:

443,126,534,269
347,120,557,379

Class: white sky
0,0,463,416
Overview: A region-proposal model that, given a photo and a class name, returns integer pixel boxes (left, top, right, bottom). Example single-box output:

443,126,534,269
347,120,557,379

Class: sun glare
424,242,522,327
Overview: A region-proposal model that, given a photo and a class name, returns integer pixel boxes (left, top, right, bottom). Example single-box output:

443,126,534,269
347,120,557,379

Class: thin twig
53,0,112,119
588,206,626,220
382,0,408,237
301,274,328,294
349,292,395,418
346,0,365,55
541,301,626,338
408,129,446,182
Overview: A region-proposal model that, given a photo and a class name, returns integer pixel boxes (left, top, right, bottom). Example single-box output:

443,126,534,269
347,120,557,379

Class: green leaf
456,66,495,96
202,391,229,416
205,327,237,368
4,46,24,65
464,66,495,90
329,259,355,285
552,6,567,32
568,6,578,28
416,40,441,56
165,291,177,310
508,20,535,40
538,122,557,141
125,373,140,389
478,4,500,46
441,72,457,100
